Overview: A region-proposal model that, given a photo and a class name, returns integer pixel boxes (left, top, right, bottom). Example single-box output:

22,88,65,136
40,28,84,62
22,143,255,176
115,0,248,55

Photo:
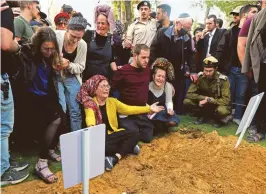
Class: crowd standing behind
1,0,266,186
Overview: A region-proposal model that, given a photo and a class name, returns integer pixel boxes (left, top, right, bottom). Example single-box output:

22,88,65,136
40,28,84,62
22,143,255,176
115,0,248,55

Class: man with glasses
54,12,70,31
14,0,39,42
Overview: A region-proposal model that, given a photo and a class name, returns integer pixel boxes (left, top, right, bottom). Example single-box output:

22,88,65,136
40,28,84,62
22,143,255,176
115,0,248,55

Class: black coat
196,28,226,69
215,26,240,74
150,26,195,77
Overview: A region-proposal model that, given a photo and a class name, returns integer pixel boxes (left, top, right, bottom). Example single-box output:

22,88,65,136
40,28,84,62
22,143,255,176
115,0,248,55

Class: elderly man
150,14,196,114
184,57,231,128
123,1,157,49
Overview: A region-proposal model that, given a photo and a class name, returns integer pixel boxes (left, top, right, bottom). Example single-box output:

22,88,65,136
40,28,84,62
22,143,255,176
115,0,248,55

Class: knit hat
68,16,88,30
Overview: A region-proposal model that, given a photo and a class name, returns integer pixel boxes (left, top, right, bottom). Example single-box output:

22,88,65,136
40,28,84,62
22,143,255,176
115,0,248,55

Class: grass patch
4,115,266,186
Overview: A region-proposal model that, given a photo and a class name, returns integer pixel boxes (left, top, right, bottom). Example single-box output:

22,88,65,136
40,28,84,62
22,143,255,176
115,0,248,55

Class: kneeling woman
148,58,180,132
19,27,64,183
77,75,164,171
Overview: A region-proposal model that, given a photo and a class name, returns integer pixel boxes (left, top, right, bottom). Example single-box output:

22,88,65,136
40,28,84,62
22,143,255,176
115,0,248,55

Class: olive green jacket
186,72,230,106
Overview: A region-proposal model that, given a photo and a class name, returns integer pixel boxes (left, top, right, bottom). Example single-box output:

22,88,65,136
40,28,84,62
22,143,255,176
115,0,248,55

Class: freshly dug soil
2,130,266,194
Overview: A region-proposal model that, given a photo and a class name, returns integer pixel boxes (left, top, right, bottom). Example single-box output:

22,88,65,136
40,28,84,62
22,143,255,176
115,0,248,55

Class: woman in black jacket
19,27,64,183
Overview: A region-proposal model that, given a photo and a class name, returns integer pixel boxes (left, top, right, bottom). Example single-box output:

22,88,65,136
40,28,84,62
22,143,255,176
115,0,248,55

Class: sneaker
233,119,241,125
105,156,118,171
1,168,29,186
248,125,258,136
10,159,29,171
133,145,140,155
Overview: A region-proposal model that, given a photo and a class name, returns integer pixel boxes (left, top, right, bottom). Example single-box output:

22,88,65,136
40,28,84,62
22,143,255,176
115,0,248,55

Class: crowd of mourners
1,0,266,186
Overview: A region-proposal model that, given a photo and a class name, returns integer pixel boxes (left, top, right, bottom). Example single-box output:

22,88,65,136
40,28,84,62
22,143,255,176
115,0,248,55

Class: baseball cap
230,6,242,15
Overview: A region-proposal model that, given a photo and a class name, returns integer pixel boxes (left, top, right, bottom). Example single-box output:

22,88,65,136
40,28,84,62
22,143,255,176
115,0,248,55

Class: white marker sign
235,92,264,148
60,124,105,190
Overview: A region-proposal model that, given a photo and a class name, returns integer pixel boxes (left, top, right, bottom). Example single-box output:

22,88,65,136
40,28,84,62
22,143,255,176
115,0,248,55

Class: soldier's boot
212,119,223,128
194,117,205,125
220,114,233,124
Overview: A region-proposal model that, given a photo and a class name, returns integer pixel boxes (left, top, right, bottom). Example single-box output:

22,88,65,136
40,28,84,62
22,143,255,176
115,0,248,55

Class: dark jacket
150,26,195,75
242,9,266,83
18,45,58,98
196,28,226,69
215,25,240,74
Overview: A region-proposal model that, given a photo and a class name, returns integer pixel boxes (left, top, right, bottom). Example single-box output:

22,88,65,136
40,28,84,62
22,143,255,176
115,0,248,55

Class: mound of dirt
2,130,266,194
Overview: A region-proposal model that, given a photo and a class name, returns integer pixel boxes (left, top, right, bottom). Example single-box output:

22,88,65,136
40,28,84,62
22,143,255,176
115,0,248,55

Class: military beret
203,56,218,68
137,1,151,10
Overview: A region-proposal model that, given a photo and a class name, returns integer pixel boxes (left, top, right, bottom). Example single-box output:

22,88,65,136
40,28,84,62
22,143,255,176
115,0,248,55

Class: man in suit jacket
196,15,226,71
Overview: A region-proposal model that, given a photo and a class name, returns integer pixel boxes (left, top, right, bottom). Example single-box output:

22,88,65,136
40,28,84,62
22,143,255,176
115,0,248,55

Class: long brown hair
31,27,62,70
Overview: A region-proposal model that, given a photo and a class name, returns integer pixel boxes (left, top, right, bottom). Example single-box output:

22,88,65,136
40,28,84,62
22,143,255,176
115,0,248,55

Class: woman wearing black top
82,4,115,81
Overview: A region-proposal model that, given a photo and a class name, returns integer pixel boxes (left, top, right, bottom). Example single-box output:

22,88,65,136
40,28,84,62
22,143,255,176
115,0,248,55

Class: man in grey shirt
14,0,39,42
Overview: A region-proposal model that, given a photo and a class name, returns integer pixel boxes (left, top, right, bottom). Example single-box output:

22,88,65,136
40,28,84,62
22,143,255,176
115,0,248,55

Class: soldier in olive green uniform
184,56,231,127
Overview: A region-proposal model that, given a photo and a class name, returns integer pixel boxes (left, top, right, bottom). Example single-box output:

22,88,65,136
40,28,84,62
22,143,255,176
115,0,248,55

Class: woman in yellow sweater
77,75,164,171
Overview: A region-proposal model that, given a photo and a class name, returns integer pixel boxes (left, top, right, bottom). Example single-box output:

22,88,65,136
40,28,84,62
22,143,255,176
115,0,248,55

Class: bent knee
216,106,230,117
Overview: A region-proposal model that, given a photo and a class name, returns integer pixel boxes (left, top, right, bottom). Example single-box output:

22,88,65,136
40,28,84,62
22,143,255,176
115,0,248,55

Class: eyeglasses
41,47,56,52
57,22,68,26
98,84,111,90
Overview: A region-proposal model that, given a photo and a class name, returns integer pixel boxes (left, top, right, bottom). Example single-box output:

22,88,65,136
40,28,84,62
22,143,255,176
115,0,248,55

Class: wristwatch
207,97,212,103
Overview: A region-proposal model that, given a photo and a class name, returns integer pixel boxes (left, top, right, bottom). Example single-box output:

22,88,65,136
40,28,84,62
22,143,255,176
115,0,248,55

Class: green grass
5,115,266,186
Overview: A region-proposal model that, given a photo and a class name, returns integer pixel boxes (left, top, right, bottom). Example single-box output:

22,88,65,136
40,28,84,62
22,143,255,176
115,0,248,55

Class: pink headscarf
76,75,108,124
94,4,115,34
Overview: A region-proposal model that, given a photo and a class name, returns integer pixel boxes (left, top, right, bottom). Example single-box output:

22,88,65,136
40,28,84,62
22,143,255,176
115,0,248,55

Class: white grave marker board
60,124,105,189
235,92,264,148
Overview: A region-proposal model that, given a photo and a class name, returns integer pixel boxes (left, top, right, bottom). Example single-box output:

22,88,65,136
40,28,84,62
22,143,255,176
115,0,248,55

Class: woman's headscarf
152,58,175,81
76,75,108,124
94,4,115,33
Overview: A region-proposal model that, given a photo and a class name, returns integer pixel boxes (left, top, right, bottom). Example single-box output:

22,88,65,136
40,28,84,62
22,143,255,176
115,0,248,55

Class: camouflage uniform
184,70,231,119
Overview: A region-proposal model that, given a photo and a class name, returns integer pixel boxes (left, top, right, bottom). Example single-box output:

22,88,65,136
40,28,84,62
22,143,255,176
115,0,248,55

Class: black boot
194,117,205,125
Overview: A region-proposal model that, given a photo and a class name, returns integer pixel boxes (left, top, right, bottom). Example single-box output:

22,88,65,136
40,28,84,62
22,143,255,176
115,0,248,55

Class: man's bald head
177,13,193,32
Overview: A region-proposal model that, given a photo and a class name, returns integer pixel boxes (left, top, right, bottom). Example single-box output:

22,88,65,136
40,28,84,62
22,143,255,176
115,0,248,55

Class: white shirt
206,28,217,57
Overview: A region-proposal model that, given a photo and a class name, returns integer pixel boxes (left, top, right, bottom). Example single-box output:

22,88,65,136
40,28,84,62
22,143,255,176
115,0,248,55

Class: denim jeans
57,75,82,131
228,66,248,120
1,74,14,176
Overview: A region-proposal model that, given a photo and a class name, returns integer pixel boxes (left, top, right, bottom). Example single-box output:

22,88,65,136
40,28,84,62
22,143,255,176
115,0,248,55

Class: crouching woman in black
19,27,64,183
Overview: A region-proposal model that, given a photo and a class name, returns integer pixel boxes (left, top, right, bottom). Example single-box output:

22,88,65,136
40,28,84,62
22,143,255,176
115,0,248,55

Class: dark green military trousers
183,98,231,119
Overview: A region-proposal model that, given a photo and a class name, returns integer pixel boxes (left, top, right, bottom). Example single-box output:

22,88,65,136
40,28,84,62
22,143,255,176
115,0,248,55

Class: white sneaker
233,118,241,125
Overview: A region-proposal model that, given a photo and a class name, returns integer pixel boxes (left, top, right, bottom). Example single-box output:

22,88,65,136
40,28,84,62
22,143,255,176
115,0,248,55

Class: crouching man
183,56,231,127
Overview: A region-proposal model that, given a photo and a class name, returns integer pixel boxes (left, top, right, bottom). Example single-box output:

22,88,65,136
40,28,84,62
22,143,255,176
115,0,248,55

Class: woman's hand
110,62,118,71
150,102,165,113
61,57,70,69
167,109,174,116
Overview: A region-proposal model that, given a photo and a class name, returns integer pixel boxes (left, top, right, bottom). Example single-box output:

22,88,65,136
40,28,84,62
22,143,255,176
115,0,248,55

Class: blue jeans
1,74,14,176
228,66,248,120
57,75,82,131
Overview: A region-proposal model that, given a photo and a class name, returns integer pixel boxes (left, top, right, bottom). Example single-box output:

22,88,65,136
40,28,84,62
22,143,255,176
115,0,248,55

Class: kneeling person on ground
183,56,231,127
